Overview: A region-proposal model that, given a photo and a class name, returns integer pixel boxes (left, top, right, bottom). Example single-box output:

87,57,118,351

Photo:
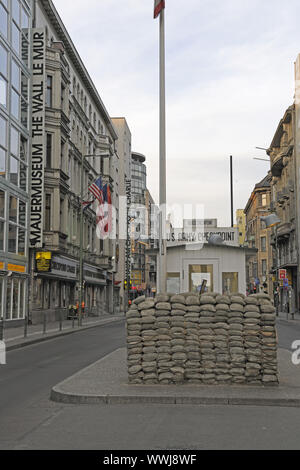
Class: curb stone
6,317,125,352
50,348,300,408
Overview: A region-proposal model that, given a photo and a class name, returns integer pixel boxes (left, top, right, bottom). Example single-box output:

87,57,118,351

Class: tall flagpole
159,7,167,294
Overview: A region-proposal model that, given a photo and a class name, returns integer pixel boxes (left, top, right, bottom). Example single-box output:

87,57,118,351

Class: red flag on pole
96,184,112,240
154,0,165,18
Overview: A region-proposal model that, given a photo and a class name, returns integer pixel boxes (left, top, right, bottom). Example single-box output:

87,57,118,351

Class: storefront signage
125,178,132,284
168,228,239,246
7,264,26,273
84,264,106,284
30,28,46,248
279,269,287,280
51,256,77,280
36,252,52,272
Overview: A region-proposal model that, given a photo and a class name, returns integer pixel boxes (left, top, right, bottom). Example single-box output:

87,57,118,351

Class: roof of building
254,173,272,190
147,243,257,254
268,105,294,151
132,152,146,163
39,0,118,140
244,173,272,214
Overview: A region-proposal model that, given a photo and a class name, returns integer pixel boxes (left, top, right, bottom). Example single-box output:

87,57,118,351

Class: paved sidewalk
51,347,300,407
278,311,300,324
2,313,125,351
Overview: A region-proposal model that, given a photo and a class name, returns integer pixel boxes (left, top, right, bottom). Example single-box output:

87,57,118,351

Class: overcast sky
54,0,300,227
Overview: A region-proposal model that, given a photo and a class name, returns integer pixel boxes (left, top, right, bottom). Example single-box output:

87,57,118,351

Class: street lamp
78,152,112,326
260,214,281,316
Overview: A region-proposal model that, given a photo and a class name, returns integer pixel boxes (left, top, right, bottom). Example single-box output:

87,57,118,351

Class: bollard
59,310,63,332
43,311,47,335
24,316,28,338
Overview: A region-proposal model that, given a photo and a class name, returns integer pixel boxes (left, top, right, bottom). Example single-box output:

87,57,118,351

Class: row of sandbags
126,292,278,386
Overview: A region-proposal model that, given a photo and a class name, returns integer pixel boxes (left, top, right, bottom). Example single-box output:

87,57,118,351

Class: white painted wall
166,244,247,294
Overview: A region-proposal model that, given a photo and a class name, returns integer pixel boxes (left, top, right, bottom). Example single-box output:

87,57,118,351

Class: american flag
88,177,104,203
82,200,94,211
154,0,165,18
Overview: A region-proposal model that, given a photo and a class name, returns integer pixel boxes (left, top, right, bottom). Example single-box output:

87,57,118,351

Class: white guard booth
164,242,256,295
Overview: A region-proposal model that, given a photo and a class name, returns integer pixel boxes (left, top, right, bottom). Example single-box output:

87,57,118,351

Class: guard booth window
189,265,214,293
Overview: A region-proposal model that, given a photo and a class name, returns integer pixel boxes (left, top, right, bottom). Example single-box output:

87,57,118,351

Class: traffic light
124,280,132,289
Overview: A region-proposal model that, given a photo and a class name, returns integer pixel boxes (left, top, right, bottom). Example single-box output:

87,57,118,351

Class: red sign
279,269,287,280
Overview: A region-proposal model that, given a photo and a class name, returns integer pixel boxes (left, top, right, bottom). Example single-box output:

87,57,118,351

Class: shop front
0,261,28,328
83,264,107,316
31,253,78,324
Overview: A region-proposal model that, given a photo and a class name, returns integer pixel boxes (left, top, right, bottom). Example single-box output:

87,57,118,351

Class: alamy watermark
291,340,300,365
96,200,206,241
0,341,6,365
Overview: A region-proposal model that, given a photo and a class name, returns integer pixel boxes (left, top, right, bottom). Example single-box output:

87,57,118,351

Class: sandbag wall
126,293,278,386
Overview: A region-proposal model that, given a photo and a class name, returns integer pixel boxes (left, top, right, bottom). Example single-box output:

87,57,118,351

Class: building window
189,264,214,293
61,83,65,108
223,272,239,295
61,140,65,171
46,75,53,107
262,259,267,277
45,194,51,231
7,195,27,255
0,115,7,178
0,3,8,39
60,198,64,233
0,220,4,251
46,133,52,168
262,194,267,206
261,236,266,252
12,22,20,56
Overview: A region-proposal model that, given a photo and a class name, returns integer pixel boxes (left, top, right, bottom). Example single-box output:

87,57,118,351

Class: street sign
283,278,289,288
36,252,52,273
279,269,287,280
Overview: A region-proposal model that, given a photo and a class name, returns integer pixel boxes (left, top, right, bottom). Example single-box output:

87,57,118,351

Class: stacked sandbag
183,295,201,384
214,295,231,384
199,294,217,384
126,301,143,384
243,294,262,384
155,295,173,384
169,295,187,383
126,292,279,386
258,294,278,385
138,298,157,384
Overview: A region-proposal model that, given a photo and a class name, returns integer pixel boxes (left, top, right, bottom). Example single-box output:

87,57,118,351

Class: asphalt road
0,319,300,450
277,318,300,350
0,320,126,450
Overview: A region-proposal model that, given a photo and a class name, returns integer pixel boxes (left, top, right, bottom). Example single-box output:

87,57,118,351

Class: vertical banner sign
30,29,46,248
125,179,132,285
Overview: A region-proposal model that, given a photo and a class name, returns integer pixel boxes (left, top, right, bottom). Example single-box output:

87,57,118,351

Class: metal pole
230,155,234,228
0,315,3,342
79,155,84,327
158,8,167,294
111,271,114,315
